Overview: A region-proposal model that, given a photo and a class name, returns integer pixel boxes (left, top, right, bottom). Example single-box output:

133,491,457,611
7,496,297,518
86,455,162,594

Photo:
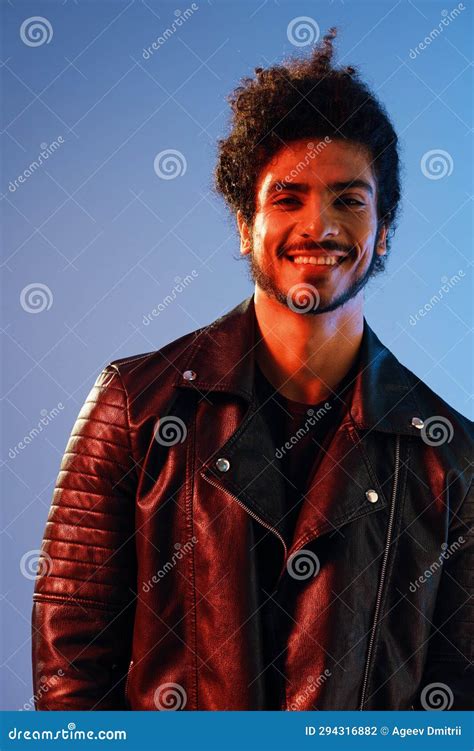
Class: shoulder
101,296,252,396
90,323,209,420
108,325,203,383
397,361,473,484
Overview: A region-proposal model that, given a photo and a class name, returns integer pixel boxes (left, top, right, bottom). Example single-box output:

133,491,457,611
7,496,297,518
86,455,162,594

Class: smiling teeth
292,256,338,265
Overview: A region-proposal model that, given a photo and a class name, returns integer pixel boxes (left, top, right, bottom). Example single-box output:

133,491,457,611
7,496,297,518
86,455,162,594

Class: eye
335,197,365,207
273,196,301,206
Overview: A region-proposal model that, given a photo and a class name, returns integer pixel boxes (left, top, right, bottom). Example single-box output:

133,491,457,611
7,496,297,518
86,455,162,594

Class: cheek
254,213,289,249
252,215,267,247
353,240,374,268
348,234,375,271
349,216,377,254
345,203,374,225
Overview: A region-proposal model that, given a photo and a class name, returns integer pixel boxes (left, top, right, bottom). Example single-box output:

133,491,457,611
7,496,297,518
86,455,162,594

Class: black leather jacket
32,294,473,710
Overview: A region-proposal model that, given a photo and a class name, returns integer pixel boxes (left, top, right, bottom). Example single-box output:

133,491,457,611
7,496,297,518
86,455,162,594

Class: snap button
182,370,196,381
411,417,424,429
366,489,379,503
215,457,230,472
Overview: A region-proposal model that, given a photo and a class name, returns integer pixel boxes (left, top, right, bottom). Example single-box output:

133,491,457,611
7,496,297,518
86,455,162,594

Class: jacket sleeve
413,475,473,710
31,366,137,710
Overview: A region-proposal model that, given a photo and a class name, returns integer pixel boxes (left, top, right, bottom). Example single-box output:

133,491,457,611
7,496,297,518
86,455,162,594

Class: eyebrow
268,179,374,197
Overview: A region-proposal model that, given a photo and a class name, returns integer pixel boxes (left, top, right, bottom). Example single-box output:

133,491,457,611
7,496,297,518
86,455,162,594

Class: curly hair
214,27,402,272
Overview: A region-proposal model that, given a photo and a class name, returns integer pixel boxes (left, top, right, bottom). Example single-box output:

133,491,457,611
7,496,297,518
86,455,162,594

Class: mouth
285,253,348,268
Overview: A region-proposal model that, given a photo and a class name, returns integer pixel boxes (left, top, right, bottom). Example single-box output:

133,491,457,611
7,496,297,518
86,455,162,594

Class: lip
286,251,347,259
285,259,340,273
285,252,348,268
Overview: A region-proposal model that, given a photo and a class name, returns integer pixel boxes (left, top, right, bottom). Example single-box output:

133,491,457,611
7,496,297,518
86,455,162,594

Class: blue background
1,0,472,711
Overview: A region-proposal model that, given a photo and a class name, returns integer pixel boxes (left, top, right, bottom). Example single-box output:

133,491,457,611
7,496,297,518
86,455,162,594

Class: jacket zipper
202,472,289,582
359,434,401,710
125,659,133,705
203,472,289,708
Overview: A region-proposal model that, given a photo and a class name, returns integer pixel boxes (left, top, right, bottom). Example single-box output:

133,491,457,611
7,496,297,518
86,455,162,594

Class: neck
254,286,364,403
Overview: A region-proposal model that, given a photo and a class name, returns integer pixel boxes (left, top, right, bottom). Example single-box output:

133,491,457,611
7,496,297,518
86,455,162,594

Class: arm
31,366,137,710
413,476,473,710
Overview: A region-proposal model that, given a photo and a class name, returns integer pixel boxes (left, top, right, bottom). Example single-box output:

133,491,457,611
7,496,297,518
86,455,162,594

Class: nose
299,202,339,240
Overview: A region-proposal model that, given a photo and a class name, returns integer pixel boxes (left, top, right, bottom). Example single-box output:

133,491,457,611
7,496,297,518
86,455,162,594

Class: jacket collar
174,294,423,436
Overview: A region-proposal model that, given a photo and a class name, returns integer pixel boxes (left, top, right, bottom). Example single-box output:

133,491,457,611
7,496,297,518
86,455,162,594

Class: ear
376,225,388,256
237,210,252,256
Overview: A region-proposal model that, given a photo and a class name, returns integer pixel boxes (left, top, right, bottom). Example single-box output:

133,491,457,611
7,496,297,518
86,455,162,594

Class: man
32,29,472,711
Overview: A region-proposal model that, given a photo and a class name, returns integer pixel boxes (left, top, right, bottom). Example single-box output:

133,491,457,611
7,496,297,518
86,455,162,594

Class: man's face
237,138,387,314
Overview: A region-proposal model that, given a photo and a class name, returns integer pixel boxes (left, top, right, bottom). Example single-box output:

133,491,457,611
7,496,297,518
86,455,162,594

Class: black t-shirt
251,357,357,707
253,359,355,560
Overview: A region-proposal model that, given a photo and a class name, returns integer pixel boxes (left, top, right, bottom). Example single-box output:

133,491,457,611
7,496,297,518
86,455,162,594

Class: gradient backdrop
1,0,472,710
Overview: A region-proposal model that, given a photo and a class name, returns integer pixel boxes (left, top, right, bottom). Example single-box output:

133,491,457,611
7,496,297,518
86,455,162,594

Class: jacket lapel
174,293,423,434
174,294,424,547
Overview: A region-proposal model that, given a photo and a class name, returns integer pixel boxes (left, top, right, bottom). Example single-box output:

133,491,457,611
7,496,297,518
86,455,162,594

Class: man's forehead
257,141,375,195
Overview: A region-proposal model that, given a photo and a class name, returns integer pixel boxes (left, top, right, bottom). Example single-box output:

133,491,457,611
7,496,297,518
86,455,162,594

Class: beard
245,235,382,316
